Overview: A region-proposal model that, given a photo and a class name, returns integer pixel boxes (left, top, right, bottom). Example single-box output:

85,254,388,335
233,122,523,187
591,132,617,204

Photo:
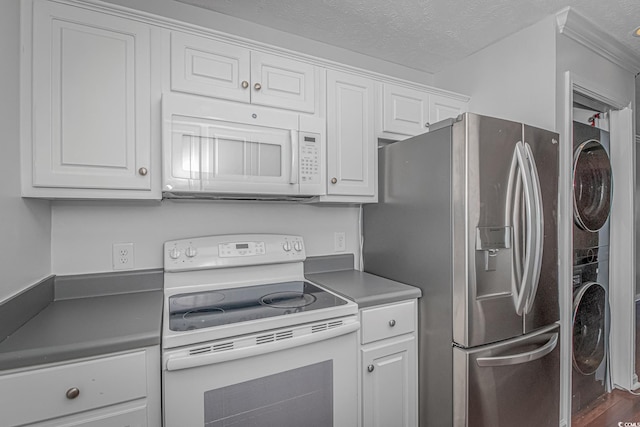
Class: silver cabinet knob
331,177,337,184
254,83,262,90
138,167,148,176
241,80,249,89
425,122,430,128
389,319,396,327
367,364,375,373
66,387,80,399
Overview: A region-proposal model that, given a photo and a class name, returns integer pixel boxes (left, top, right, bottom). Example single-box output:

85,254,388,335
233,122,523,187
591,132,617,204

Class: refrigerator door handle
506,148,523,285
476,332,558,367
513,141,536,315
523,142,544,314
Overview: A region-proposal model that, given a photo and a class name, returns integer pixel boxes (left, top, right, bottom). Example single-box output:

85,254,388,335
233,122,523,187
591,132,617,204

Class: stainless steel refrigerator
363,113,560,427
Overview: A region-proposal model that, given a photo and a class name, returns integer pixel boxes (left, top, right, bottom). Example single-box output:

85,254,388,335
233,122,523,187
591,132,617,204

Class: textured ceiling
175,0,640,74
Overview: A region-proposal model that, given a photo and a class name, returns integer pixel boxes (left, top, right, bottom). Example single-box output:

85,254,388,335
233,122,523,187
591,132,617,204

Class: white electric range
161,234,359,427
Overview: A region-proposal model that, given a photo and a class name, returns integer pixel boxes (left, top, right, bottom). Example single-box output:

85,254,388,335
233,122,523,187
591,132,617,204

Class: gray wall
433,15,557,131
0,1,51,303
41,0,432,276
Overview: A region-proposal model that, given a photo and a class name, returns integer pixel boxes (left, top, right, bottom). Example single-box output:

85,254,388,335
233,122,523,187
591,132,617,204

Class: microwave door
199,121,297,195
166,121,202,192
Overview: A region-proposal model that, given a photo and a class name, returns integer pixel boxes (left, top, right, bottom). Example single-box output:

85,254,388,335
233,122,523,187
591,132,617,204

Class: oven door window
162,328,357,427
204,361,333,426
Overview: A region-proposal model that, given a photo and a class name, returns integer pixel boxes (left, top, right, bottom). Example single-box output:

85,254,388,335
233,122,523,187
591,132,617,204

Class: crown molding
556,7,640,74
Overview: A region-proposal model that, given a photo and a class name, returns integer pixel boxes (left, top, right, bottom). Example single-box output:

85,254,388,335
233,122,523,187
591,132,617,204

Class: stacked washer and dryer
571,115,613,415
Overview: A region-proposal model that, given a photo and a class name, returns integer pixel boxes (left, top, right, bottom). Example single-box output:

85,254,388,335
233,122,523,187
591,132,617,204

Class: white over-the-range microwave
162,93,325,199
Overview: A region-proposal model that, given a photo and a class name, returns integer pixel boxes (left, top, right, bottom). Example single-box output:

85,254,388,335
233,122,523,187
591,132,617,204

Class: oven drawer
361,300,416,344
0,351,147,426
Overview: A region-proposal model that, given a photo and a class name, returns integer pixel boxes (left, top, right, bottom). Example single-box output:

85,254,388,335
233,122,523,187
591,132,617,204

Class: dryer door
573,140,612,232
572,282,607,375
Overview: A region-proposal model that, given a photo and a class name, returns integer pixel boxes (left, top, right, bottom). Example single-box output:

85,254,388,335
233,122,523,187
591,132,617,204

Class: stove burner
183,307,225,320
260,291,317,308
171,292,225,309
167,281,348,331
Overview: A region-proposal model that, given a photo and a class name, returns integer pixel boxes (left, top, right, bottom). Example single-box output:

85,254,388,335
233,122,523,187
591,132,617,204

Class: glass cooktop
169,281,348,332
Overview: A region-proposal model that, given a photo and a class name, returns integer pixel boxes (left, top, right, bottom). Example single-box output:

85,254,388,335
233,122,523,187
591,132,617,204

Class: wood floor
572,389,640,427
571,302,640,427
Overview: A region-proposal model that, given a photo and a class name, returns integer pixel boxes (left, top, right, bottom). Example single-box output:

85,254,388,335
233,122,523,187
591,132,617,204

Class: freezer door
453,324,560,427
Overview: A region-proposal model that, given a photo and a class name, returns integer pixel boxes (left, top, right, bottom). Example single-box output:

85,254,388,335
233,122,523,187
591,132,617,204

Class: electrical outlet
112,243,134,270
334,232,346,252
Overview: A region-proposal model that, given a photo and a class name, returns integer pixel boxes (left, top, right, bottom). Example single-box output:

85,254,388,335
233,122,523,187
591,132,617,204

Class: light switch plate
334,232,346,252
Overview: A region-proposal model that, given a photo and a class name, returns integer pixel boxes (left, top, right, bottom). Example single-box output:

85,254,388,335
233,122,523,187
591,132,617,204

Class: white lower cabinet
0,347,160,427
359,300,418,427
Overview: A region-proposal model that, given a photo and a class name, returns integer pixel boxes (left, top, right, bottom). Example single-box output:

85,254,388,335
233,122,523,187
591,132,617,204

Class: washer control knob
293,241,303,252
185,247,197,258
169,248,181,259
283,241,292,252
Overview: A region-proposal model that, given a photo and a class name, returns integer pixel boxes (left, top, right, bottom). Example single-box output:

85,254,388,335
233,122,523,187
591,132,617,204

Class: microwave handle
290,130,299,185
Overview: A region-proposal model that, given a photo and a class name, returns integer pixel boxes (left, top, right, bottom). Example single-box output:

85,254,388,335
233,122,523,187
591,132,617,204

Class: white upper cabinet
429,93,468,124
378,82,469,139
170,31,250,103
381,84,430,136
24,0,156,199
170,31,317,113
325,70,376,201
20,0,468,201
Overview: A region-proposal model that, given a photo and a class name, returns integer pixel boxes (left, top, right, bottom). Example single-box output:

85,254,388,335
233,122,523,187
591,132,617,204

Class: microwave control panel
299,132,321,185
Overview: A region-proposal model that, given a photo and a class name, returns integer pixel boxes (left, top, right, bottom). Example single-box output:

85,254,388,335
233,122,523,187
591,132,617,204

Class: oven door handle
165,320,360,371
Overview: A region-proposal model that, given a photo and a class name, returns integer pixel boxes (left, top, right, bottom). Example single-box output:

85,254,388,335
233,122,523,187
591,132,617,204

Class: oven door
162,317,359,427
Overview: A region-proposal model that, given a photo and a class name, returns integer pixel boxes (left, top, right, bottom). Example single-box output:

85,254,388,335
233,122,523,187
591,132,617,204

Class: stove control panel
164,234,306,272
219,241,266,257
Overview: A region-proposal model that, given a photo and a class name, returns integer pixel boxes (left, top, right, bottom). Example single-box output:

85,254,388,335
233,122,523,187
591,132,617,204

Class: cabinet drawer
0,351,147,427
361,300,415,344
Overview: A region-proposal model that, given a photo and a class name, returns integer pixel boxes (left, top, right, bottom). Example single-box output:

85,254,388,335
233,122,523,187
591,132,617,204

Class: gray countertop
0,256,420,371
305,255,421,308
0,270,163,371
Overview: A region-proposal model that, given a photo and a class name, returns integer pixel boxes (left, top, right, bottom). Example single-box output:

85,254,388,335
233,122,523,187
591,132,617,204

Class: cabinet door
429,93,468,124
250,51,316,113
31,403,147,427
31,0,151,191
170,31,251,103
362,335,417,427
0,351,147,426
326,70,375,197
382,84,430,136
